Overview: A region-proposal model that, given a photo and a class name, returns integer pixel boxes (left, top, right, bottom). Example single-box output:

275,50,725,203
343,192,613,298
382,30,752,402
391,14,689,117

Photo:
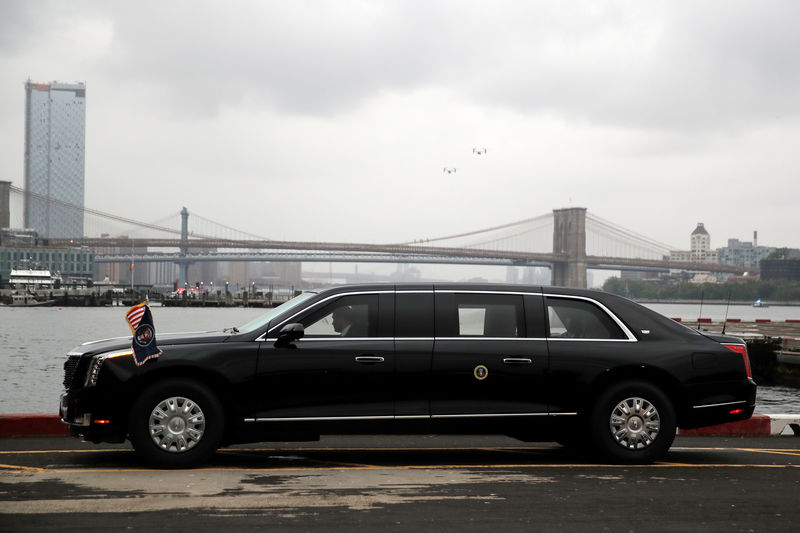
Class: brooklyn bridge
2,184,747,288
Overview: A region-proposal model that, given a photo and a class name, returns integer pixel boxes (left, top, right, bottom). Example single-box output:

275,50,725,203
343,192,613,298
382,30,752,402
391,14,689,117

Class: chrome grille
63,355,81,389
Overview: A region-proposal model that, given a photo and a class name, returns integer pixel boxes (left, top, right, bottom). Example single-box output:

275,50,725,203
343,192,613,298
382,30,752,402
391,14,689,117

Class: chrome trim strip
545,293,638,341
547,338,637,343
692,400,747,409
435,289,541,296
268,336,550,342
262,336,394,342
250,415,395,422
79,336,131,346
432,412,549,418
244,412,578,422
395,290,434,294
435,337,547,342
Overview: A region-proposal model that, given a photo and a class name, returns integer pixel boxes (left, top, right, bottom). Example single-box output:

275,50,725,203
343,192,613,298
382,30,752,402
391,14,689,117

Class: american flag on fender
125,302,162,366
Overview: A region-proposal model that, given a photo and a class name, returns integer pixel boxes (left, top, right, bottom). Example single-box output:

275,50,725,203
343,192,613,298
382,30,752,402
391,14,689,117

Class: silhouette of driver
332,306,356,336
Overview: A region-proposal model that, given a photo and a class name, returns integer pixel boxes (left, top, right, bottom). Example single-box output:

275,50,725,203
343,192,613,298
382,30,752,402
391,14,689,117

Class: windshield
237,292,317,334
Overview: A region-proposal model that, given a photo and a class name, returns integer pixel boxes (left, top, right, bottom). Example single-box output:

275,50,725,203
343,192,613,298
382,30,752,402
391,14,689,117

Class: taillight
724,343,752,379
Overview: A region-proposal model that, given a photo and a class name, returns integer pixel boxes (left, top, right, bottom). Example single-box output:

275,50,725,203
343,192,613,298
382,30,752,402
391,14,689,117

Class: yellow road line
0,449,130,455
733,448,800,458
2,445,799,474
0,463,45,473
1,463,799,475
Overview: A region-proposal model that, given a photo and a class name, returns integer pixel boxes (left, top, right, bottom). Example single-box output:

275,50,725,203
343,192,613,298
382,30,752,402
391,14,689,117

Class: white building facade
670,223,718,264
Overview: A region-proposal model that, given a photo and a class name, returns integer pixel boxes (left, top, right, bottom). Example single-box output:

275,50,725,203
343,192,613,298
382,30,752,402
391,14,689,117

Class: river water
0,303,797,415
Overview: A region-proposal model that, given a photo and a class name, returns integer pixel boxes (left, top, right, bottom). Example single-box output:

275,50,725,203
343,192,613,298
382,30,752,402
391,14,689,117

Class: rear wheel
129,378,224,468
590,380,676,463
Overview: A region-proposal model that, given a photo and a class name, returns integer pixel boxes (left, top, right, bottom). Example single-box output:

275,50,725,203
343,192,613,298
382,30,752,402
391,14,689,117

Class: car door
430,290,549,417
544,294,639,414
393,288,435,418
253,291,395,420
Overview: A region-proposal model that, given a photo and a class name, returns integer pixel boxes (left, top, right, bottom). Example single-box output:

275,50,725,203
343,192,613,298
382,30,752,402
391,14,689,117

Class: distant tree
601,277,800,302
767,248,792,260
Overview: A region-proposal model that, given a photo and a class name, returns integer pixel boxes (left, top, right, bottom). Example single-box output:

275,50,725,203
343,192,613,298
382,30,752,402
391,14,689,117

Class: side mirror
275,323,304,347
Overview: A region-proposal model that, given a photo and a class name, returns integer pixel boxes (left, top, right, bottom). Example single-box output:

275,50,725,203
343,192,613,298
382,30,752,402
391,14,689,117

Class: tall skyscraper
23,80,86,239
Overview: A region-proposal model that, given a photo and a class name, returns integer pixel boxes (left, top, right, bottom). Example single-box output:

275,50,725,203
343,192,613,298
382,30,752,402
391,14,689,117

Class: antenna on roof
721,290,732,334
697,290,704,330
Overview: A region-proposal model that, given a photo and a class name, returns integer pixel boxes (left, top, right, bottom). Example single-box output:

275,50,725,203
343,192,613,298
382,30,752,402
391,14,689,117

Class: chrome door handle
355,356,385,364
503,357,532,365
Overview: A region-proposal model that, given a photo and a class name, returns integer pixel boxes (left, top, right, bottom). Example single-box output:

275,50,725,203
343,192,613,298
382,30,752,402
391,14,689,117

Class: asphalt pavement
1,434,799,532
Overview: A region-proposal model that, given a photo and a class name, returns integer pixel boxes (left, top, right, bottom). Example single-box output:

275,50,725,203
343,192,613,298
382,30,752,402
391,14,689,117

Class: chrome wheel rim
148,396,206,453
609,396,660,450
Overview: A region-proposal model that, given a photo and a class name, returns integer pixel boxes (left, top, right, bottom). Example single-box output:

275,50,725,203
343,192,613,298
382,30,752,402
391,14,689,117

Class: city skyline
1,2,798,251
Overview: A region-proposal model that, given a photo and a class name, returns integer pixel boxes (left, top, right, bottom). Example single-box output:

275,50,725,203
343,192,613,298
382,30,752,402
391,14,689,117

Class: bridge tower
178,206,189,287
552,207,587,288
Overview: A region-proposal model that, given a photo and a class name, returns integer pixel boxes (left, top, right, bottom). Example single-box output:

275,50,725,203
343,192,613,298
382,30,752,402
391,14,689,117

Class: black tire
589,380,676,463
129,378,224,468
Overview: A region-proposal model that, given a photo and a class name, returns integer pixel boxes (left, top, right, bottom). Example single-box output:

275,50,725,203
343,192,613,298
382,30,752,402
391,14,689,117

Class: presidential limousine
60,284,756,467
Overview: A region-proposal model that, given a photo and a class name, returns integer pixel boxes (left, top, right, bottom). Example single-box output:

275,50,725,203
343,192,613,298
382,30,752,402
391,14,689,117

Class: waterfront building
0,246,93,286
761,250,800,281
691,223,710,253
668,223,718,264
718,236,775,269
666,223,719,282
23,80,86,239
227,261,250,286
91,238,124,285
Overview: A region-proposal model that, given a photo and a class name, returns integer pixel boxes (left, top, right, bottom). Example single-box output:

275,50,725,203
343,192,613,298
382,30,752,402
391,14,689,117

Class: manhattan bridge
3,185,747,288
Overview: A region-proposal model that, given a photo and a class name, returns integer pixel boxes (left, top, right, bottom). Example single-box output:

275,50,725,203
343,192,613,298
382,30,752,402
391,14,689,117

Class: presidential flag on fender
125,302,163,366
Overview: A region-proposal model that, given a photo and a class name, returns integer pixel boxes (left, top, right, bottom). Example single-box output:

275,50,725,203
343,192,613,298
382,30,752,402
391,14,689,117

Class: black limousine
60,284,756,466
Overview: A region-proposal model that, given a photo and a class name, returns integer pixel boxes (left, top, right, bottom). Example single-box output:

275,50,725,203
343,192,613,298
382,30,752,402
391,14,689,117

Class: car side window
546,297,627,339
300,294,379,338
438,293,525,338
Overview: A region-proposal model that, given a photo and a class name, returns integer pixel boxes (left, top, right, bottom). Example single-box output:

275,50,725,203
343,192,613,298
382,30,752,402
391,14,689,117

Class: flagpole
130,238,134,296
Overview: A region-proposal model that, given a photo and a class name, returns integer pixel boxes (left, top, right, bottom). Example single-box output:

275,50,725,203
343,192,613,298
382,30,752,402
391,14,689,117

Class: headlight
84,349,132,387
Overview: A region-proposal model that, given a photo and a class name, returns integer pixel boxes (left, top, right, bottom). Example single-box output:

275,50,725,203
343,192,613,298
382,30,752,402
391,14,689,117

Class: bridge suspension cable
189,213,271,241
585,212,676,259
10,185,187,238
400,213,552,247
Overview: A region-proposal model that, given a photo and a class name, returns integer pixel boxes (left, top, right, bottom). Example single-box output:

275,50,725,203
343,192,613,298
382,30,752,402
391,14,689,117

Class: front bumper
59,391,127,443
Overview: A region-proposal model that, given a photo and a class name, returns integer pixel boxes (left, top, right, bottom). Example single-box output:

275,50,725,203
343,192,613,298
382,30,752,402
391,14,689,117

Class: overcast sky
1,0,799,257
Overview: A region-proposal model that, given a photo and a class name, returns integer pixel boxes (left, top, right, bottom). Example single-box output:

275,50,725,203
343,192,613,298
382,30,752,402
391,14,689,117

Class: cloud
1,0,799,255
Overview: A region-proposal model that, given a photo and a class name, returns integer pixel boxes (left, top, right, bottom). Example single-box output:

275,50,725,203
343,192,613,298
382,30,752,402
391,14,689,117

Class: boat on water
8,265,62,290
753,298,770,308
0,263,62,306
7,292,55,307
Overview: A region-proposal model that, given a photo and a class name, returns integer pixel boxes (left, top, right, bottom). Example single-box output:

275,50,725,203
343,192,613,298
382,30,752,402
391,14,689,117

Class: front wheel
590,380,676,463
129,378,224,468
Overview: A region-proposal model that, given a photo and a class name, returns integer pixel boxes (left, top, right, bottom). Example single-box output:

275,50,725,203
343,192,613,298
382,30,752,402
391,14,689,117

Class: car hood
69,330,231,357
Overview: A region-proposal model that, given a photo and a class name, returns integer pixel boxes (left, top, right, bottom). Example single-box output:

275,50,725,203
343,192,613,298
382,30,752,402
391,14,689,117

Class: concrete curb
678,414,800,437
2,413,799,438
0,414,69,437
